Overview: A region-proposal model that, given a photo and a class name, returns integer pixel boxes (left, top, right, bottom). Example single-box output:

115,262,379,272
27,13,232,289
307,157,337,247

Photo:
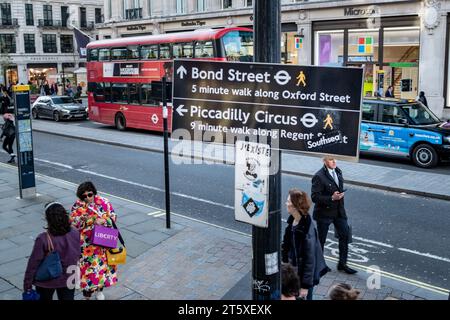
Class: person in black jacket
282,189,329,300
418,91,428,107
311,156,357,274
1,113,16,163
0,89,10,114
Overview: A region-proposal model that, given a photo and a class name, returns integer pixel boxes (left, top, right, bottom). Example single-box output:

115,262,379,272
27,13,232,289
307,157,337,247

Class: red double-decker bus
86,27,253,132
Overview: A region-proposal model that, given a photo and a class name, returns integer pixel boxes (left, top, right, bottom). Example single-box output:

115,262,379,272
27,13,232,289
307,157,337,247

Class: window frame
42,34,57,53
98,48,111,61
24,34,36,54
0,34,16,54
60,35,74,53
25,3,34,26
43,5,53,25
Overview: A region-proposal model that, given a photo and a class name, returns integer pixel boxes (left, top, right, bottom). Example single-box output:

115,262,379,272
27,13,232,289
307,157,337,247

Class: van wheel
115,113,126,131
412,144,438,168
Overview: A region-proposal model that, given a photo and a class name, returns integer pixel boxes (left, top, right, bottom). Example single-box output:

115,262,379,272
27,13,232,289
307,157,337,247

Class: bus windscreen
222,31,253,62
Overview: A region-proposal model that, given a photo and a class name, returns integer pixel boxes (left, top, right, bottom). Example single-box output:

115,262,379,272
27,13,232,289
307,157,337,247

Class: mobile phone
341,189,347,193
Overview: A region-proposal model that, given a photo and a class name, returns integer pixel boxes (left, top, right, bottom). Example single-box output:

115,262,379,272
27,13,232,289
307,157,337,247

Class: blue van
360,98,450,168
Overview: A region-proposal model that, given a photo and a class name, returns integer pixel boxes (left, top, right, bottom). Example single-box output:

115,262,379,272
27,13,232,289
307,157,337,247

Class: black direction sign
172,59,363,158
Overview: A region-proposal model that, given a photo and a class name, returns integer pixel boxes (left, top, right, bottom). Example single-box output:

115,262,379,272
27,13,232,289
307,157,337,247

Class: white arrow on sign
177,65,187,79
274,70,291,86
176,105,188,116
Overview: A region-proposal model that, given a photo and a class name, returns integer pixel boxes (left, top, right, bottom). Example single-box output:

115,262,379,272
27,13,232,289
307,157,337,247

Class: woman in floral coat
70,181,118,300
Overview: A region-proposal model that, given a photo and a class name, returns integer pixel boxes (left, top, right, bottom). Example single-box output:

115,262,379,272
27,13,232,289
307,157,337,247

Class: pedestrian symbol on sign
323,114,334,130
296,71,306,87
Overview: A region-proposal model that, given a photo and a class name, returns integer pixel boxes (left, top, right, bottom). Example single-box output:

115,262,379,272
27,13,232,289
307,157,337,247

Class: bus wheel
412,144,438,168
115,113,126,131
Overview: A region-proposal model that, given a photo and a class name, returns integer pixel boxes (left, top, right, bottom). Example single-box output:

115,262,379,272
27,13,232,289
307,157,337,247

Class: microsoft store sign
344,6,379,17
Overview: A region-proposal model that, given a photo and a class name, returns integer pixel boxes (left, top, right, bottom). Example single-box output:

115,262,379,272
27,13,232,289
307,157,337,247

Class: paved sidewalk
0,164,447,300
30,120,450,200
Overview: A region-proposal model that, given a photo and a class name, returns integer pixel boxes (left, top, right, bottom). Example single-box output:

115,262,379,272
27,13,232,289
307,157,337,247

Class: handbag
106,219,126,265
35,232,63,282
22,289,40,301
90,224,119,248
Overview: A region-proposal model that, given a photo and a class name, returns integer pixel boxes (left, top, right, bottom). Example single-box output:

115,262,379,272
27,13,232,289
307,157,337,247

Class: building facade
97,0,449,118
0,0,104,91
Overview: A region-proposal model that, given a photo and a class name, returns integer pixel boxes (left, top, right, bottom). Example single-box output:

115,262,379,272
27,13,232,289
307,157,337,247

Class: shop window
194,41,213,58
315,30,343,66
348,29,379,64
141,45,158,59
281,32,298,64
111,83,128,103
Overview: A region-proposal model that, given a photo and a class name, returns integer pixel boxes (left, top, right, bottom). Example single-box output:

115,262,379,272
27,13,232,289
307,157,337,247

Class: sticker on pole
234,141,270,228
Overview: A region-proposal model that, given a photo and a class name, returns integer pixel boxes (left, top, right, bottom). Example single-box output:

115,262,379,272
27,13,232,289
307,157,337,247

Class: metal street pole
162,76,171,229
252,0,282,300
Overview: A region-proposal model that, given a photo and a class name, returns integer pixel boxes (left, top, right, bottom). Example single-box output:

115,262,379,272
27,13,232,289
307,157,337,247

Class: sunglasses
82,192,94,199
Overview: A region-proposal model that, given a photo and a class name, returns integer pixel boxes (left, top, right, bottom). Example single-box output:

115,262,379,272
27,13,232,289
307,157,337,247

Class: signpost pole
162,76,171,229
252,0,282,300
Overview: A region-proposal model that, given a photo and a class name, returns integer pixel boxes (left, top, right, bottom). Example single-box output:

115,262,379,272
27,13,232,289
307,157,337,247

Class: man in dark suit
311,156,357,274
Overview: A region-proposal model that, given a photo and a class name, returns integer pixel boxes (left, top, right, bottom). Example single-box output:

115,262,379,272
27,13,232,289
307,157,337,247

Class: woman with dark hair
70,181,118,300
23,202,80,300
281,189,329,300
281,263,300,300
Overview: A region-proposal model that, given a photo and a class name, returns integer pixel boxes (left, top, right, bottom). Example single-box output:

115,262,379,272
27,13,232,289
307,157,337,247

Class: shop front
313,17,420,100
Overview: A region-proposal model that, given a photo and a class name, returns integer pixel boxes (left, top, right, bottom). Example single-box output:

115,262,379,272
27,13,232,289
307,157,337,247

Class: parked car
31,96,87,122
360,98,450,168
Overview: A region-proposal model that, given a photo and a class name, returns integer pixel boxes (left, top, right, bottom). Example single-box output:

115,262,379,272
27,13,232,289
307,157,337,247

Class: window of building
80,7,87,28
99,48,111,61
95,8,103,24
60,35,73,53
281,32,299,64
25,4,34,26
111,83,128,103
0,3,12,25
159,43,171,59
24,34,35,53
111,47,128,60
315,30,344,67
0,34,15,53
176,0,186,14
197,0,206,12
108,0,112,20
173,42,193,58
140,44,158,59
223,0,233,9
194,41,213,58
61,6,69,27
244,0,252,7
43,34,57,53
43,5,52,25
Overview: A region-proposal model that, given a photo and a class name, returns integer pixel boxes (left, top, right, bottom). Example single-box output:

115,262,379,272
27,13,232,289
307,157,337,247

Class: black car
32,96,87,121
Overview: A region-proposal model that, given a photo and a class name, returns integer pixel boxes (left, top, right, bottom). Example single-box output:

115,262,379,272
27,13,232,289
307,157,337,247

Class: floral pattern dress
70,195,118,292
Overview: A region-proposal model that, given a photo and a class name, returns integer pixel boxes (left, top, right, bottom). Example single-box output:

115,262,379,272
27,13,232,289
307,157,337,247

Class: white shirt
327,168,339,186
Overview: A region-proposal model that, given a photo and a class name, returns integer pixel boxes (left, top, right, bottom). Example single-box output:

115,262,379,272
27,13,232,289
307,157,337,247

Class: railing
81,21,94,30
38,19,64,28
0,18,18,28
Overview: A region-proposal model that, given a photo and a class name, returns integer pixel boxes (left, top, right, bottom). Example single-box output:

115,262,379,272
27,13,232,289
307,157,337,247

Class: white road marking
398,248,450,263
147,211,162,216
34,158,234,210
153,212,166,218
32,158,450,265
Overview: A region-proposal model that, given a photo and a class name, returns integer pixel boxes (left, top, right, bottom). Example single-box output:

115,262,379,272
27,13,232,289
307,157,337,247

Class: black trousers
315,216,350,265
2,136,14,155
36,286,75,301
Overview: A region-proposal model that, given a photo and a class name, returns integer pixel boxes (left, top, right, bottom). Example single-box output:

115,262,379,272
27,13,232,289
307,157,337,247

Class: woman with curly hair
23,202,80,300
70,181,118,300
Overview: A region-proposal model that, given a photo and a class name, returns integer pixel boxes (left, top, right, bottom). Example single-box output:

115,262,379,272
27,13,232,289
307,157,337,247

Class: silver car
32,96,88,122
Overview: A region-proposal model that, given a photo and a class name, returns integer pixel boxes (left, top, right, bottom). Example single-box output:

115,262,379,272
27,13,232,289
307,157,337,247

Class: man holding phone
311,156,357,274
